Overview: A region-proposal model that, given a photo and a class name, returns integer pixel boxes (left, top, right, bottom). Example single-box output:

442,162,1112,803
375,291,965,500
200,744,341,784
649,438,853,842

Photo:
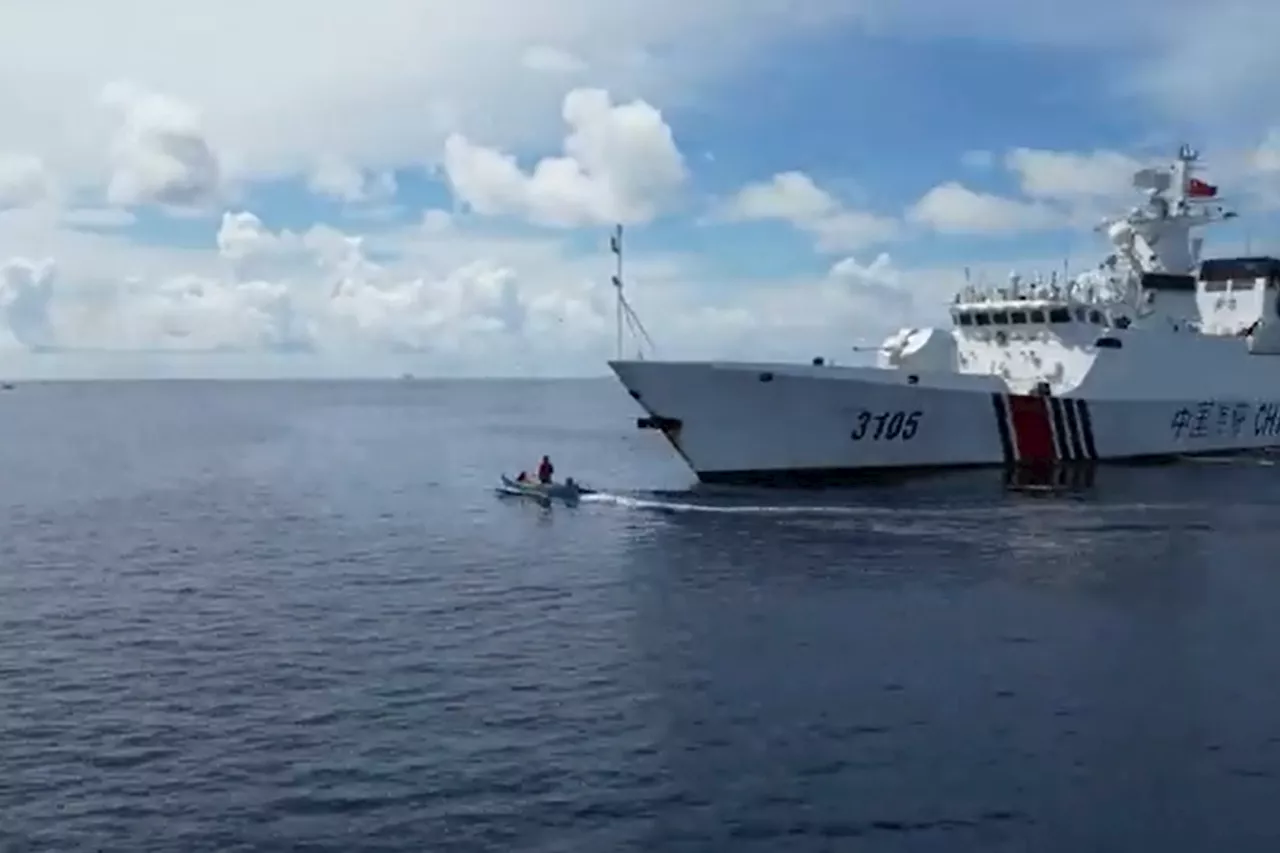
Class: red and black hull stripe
990,392,1098,465
672,393,1101,487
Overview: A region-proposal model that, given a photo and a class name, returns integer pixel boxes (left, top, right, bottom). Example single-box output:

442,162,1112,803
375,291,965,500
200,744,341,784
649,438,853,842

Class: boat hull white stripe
1047,396,1072,460
612,360,1273,482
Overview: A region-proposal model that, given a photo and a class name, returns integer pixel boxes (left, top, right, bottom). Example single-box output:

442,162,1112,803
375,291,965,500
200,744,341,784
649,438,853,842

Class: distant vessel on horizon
608,144,1280,486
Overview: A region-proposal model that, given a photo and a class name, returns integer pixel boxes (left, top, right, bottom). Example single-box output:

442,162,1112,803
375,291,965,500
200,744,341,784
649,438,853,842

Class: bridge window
1049,307,1071,323
1009,310,1027,324
1200,256,1280,283
973,312,991,326
956,312,973,325
991,311,1009,324
1232,278,1256,291
1204,280,1228,292
1075,307,1088,322
1029,309,1046,323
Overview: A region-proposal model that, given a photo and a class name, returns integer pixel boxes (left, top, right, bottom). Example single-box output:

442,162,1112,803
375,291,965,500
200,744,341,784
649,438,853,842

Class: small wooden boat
495,475,593,506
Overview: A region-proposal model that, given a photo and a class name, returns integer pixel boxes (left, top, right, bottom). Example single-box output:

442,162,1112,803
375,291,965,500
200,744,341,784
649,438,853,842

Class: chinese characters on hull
1170,401,1280,440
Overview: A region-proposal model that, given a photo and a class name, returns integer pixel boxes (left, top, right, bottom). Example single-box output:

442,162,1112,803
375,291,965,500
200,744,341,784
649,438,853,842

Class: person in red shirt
537,455,554,484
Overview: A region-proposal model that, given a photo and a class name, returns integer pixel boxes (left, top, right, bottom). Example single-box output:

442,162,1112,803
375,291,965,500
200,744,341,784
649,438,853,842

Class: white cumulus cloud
717,171,899,252
0,155,51,209
0,0,866,187
2,0,1273,377
442,88,687,227
1004,148,1145,202
307,156,398,205
116,275,307,352
908,181,1063,234
101,82,223,210
0,258,57,350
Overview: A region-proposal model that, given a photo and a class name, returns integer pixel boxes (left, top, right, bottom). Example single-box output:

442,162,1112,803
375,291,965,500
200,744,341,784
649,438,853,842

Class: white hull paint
610,359,1280,484
605,146,1280,486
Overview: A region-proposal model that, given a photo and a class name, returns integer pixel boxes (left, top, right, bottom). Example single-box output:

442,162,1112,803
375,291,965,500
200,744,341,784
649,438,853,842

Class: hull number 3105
851,410,922,441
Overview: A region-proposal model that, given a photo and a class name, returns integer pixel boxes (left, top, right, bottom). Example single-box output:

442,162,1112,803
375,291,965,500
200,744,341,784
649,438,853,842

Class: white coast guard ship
610,144,1280,485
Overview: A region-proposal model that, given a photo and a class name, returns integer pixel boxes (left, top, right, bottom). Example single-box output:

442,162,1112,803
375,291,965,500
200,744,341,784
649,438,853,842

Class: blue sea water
2,378,1280,851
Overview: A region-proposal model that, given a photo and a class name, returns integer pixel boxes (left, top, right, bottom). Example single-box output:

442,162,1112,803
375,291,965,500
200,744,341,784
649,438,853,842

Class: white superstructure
610,145,1280,485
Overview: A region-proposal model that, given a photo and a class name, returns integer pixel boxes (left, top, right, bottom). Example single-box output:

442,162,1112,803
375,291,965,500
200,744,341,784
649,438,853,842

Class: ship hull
609,359,1280,486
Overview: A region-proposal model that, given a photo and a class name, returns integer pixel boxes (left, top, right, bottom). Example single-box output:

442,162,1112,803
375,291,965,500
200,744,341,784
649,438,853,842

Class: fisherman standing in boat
537,455,554,484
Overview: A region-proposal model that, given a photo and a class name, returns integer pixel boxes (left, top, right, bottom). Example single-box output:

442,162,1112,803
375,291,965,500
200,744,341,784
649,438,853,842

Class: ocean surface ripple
2,380,1280,851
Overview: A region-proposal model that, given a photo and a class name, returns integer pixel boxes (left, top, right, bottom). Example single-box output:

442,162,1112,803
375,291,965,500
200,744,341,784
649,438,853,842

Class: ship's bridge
1138,256,1280,336
951,299,1112,330
1138,256,1280,295
1197,255,1280,338
1198,255,1280,292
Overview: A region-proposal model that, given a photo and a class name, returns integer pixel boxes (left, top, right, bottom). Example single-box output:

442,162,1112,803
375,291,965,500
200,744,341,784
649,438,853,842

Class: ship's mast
1096,143,1238,282
612,224,623,360
1174,142,1197,202
609,224,656,360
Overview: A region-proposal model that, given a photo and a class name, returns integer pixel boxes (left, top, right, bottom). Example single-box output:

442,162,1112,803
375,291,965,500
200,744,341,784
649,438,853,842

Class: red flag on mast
1188,177,1217,198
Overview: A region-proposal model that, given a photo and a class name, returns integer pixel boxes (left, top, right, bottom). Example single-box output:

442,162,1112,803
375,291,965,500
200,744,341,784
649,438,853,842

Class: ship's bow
608,358,705,464
609,357,679,418
608,358,1017,484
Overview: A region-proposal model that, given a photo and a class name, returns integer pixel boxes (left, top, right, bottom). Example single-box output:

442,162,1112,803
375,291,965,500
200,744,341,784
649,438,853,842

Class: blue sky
231,37,1147,253
2,0,1280,376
